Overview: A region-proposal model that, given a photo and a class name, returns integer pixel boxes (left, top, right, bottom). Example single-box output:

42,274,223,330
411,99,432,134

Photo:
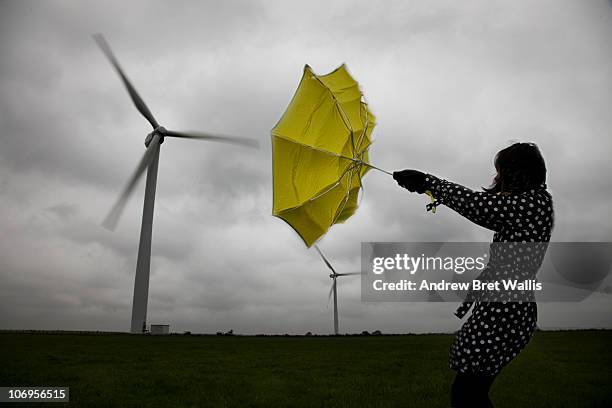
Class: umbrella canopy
272,64,376,247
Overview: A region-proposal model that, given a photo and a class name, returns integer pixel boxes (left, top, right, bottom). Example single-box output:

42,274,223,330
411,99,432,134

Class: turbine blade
165,130,259,149
336,272,364,276
102,135,160,230
314,245,337,274
93,33,159,129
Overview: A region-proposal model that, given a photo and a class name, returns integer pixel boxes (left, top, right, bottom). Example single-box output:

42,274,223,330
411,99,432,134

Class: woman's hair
484,142,547,193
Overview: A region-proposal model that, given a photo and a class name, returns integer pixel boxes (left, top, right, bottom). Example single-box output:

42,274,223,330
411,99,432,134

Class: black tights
451,372,497,408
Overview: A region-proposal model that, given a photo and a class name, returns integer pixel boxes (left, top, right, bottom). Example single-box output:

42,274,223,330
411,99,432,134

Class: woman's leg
474,373,496,407
451,372,472,407
451,372,497,408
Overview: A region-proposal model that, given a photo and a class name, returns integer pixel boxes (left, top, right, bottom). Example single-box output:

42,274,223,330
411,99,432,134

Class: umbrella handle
425,190,439,213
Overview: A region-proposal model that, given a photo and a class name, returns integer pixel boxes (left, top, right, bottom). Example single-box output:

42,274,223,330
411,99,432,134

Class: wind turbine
93,34,258,334
314,246,363,335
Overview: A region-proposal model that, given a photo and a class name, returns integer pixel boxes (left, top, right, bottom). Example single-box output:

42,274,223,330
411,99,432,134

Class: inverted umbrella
272,64,388,247
271,64,438,334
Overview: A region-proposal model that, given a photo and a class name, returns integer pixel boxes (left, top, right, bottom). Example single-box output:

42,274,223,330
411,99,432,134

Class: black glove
393,169,427,193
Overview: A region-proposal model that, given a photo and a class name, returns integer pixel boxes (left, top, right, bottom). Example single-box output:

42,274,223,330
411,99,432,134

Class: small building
150,324,169,335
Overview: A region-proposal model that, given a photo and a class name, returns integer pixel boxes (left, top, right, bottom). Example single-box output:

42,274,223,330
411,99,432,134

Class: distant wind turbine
93,34,258,334
315,246,363,335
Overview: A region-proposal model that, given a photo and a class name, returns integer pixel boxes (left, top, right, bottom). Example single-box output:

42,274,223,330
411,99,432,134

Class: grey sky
1,0,611,334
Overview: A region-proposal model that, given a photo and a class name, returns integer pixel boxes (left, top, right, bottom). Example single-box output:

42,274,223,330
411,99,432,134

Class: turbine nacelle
145,126,167,147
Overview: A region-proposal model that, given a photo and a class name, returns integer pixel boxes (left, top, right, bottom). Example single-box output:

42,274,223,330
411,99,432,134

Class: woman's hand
393,169,427,193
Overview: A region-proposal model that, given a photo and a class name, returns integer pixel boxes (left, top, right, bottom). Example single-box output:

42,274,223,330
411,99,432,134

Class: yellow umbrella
271,64,386,247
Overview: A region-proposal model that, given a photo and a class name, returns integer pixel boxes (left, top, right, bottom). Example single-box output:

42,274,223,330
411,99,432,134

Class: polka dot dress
424,174,554,376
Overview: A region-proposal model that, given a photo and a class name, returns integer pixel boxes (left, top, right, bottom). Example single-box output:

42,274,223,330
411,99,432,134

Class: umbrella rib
356,157,366,207
312,67,370,159
307,158,388,226
309,68,362,161
309,71,354,136
271,134,360,164
351,103,371,209
330,160,357,225
307,160,359,203
300,93,328,140
330,90,358,159
277,159,360,214
356,101,370,153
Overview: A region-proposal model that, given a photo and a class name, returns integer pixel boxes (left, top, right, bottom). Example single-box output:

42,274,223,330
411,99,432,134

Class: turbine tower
315,246,362,335
93,34,258,333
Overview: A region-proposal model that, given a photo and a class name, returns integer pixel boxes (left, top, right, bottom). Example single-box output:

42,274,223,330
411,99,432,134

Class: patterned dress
424,174,554,376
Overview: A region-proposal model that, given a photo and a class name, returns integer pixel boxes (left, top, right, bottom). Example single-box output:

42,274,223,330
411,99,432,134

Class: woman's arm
424,174,524,232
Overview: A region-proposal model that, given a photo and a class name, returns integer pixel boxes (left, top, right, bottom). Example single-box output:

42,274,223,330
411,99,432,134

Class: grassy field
1,330,611,407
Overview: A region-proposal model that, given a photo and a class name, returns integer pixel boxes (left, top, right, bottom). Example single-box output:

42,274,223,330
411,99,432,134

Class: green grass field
1,330,611,407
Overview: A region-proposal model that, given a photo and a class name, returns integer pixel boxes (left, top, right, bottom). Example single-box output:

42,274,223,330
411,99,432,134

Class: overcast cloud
1,0,611,334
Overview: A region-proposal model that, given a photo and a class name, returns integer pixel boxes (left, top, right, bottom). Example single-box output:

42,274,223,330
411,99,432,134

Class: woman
393,142,553,408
